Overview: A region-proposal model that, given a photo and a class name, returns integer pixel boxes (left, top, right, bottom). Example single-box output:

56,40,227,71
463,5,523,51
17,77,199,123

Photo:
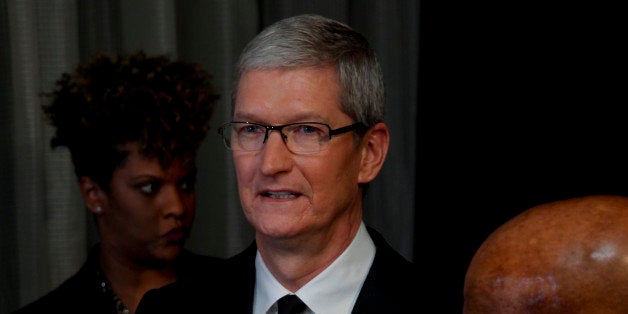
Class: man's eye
299,124,318,134
242,124,263,133
294,124,325,136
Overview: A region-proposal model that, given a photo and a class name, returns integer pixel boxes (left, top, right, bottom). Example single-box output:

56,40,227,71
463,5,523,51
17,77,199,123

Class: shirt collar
253,222,375,314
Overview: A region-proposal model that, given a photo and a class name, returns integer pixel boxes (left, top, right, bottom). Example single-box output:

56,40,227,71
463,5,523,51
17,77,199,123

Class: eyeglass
218,121,365,154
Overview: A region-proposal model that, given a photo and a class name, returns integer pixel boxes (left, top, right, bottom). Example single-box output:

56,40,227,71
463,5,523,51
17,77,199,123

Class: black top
12,244,225,314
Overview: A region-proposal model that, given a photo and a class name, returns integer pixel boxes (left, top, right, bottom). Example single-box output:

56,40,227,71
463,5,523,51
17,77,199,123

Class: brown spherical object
463,195,628,314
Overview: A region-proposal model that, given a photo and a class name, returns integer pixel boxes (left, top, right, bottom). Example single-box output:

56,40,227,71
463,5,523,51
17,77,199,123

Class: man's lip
260,190,301,198
260,187,300,194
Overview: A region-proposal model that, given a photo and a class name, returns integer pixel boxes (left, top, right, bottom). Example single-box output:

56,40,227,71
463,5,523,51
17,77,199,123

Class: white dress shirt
253,222,376,314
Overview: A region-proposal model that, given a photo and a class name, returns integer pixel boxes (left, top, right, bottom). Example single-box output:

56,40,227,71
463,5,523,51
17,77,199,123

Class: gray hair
232,14,385,127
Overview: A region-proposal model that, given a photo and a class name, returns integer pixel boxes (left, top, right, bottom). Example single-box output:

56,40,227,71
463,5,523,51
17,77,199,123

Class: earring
94,205,103,214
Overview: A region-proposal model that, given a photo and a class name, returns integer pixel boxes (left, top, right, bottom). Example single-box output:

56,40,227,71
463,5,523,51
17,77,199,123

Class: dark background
418,1,625,311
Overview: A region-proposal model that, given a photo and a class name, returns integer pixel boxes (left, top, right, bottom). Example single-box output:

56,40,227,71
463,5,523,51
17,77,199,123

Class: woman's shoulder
176,250,228,279
11,269,109,314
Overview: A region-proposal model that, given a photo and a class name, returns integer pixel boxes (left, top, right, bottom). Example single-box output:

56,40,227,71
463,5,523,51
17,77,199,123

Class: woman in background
13,51,222,314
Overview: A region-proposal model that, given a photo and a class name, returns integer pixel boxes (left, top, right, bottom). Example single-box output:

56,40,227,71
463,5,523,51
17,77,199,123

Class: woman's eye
180,177,197,192
139,182,158,194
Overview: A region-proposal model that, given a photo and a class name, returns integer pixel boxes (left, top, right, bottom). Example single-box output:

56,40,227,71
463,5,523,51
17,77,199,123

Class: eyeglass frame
217,121,366,154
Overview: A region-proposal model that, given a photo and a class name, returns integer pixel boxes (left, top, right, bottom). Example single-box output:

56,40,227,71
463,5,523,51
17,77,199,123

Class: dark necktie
277,294,307,314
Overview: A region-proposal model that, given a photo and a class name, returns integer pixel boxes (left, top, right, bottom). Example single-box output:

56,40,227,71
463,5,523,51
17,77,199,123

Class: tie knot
277,294,307,314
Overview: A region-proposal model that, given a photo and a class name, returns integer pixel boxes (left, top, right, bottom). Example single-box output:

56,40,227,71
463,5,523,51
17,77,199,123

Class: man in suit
137,14,416,313
218,13,417,313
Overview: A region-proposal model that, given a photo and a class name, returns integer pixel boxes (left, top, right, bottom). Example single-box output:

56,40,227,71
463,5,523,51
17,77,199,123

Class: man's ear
358,122,390,184
79,176,105,215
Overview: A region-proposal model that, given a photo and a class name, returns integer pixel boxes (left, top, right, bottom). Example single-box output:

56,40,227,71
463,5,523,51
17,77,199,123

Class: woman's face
94,143,197,264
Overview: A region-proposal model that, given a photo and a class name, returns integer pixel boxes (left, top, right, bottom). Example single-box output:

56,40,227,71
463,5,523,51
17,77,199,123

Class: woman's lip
165,228,185,243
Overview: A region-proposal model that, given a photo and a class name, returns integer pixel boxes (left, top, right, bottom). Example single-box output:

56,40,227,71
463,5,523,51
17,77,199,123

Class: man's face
232,66,366,240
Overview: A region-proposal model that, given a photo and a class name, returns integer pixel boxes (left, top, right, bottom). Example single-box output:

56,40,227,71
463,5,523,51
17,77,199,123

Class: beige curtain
0,1,418,312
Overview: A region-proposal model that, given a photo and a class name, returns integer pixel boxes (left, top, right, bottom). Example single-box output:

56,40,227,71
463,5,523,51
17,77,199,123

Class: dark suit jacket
137,226,417,313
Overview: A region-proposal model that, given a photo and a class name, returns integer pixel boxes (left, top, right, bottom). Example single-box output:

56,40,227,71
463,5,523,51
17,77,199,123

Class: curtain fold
9,1,51,307
119,0,176,55
0,1,418,312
